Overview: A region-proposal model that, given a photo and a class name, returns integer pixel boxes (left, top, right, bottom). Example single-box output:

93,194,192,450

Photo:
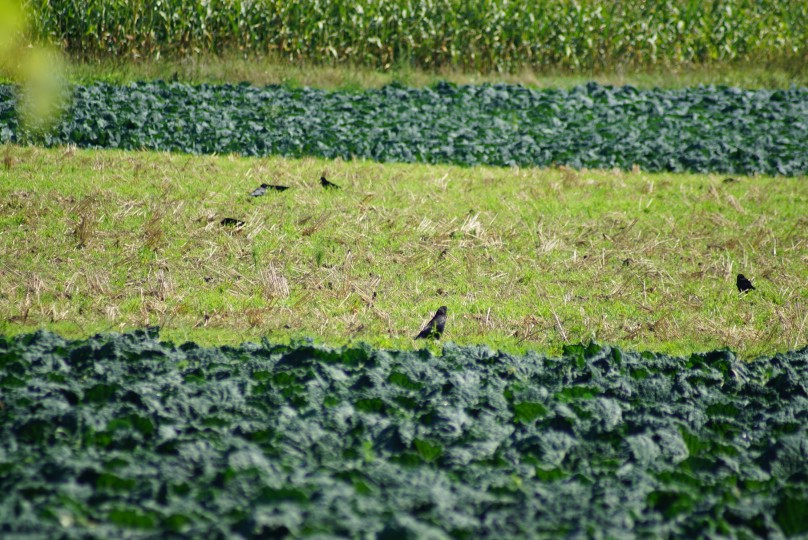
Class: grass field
1,145,806,357
58,55,808,91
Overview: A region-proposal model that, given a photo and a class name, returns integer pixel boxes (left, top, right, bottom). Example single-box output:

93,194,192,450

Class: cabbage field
3,3,807,537
1,329,806,538
2,81,807,175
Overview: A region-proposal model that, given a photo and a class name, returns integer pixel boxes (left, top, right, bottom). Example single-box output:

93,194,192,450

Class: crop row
22,0,808,72
2,81,806,175
1,330,806,538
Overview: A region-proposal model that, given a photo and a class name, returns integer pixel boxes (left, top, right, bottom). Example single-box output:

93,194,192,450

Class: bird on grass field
737,274,755,294
320,176,341,190
415,306,447,340
249,183,289,197
220,217,245,228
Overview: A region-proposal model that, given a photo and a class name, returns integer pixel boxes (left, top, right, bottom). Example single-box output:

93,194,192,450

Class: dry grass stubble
0,145,806,357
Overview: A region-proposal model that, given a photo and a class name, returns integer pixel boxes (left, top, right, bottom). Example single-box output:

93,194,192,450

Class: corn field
23,0,808,72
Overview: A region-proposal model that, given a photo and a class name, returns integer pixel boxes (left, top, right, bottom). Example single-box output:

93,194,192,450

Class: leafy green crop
2,81,806,175
1,329,806,538
22,0,808,73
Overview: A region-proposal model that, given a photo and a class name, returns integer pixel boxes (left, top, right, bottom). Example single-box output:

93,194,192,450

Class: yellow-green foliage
1,0,65,130
24,0,808,72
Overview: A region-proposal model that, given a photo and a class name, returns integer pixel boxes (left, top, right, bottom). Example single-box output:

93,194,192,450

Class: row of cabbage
1,329,806,538
1,81,806,175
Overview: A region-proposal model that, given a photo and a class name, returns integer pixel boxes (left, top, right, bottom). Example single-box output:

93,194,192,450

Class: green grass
57,54,808,91
1,145,806,357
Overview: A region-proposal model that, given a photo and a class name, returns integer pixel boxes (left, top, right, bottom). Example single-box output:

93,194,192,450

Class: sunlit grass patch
55,54,808,91
1,145,806,357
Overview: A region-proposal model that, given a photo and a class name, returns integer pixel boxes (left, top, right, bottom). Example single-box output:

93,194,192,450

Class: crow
321,176,341,190
249,184,269,197
220,217,245,227
415,306,447,339
249,183,289,197
736,274,755,294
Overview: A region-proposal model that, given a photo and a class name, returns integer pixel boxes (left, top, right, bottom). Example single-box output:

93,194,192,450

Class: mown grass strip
1,146,806,357
55,54,808,92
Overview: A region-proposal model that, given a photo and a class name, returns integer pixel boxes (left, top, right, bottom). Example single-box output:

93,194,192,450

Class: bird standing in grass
321,176,341,190
250,183,289,197
737,274,755,293
249,184,269,197
415,306,447,339
220,217,245,227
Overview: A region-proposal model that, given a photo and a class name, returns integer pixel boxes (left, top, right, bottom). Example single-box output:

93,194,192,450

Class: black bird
220,217,245,228
249,183,289,197
321,176,341,190
736,274,755,293
415,306,447,340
